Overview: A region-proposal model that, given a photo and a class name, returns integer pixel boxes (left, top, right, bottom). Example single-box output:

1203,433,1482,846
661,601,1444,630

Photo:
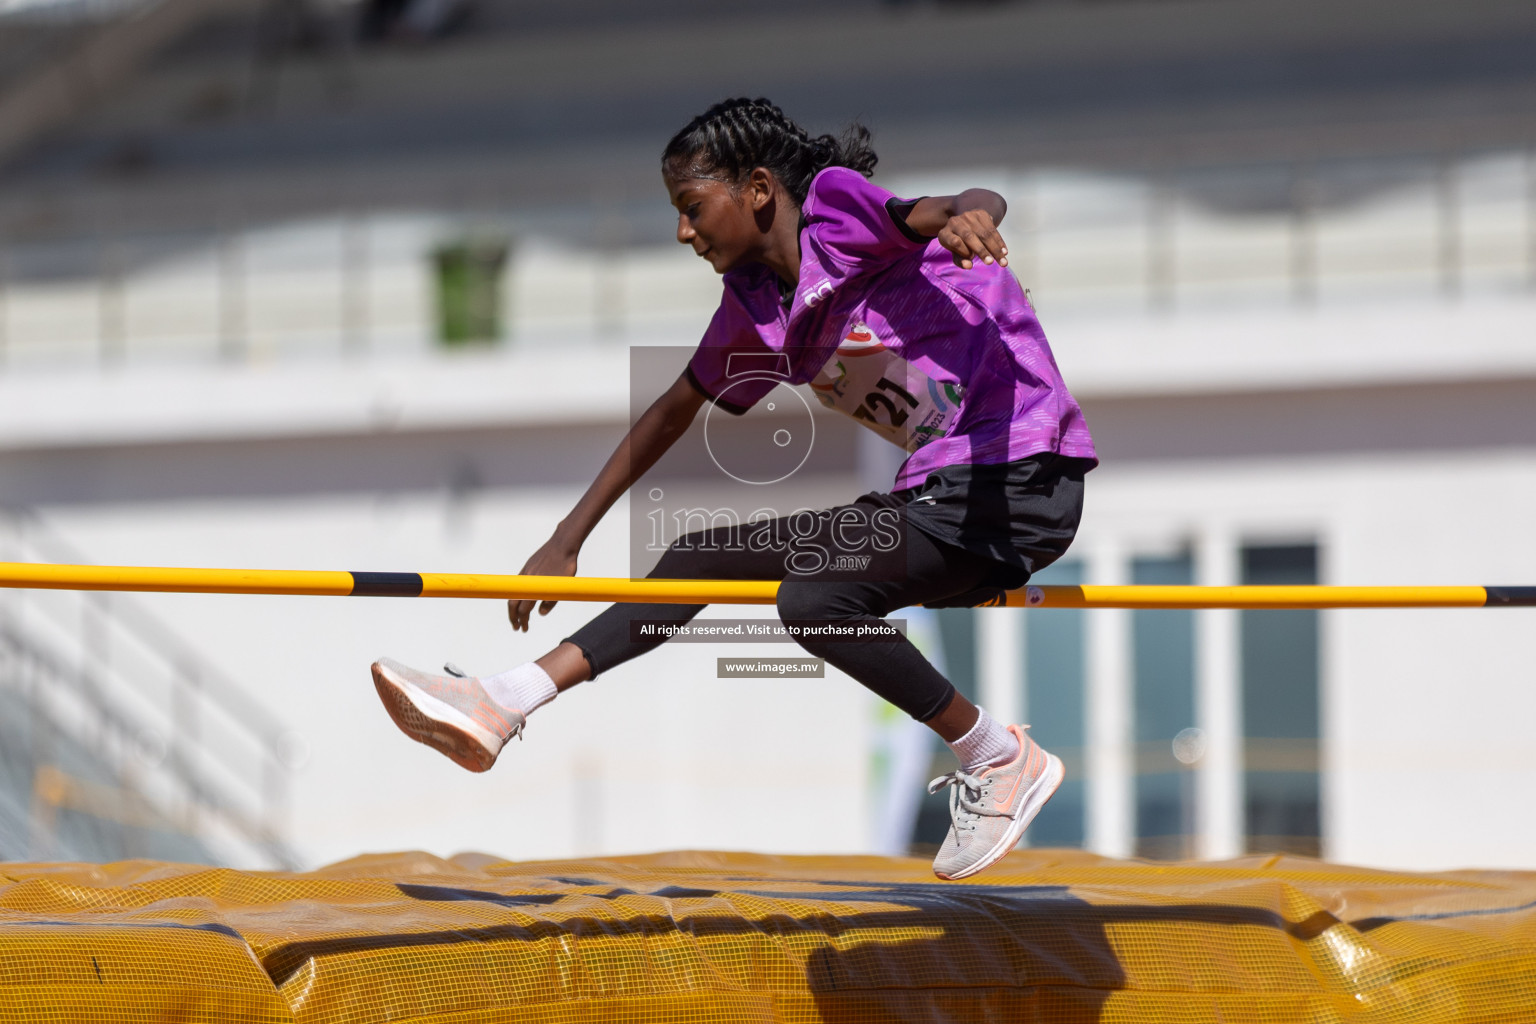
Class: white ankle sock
948,707,1020,771
481,663,557,715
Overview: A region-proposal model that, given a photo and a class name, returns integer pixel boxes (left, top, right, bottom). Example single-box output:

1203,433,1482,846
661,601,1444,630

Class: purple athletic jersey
686,166,1097,491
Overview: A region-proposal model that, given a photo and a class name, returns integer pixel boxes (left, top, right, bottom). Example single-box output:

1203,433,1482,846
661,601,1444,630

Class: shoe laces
928,769,993,828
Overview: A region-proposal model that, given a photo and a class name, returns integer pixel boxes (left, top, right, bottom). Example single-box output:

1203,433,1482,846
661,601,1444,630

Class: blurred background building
0,0,1533,870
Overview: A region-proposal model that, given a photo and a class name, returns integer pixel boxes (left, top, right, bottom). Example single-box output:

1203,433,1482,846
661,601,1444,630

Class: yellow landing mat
2,848,1535,1023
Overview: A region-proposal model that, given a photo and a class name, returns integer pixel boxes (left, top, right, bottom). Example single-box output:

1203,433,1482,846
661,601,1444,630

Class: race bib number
808,324,964,453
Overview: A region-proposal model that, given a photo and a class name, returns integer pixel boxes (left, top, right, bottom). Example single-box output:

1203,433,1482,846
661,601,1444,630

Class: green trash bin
433,240,509,346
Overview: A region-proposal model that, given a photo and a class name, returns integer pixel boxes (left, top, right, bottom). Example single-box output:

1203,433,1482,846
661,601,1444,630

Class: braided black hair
662,97,878,207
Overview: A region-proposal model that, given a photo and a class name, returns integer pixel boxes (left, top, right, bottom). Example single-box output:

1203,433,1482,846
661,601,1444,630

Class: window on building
1023,560,1086,847
1131,551,1198,859
1241,543,1321,856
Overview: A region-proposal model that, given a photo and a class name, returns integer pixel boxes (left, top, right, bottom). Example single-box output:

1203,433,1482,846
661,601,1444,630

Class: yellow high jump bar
0,562,1531,608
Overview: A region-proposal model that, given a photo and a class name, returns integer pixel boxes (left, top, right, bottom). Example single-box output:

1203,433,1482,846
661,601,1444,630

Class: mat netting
2,848,1534,1022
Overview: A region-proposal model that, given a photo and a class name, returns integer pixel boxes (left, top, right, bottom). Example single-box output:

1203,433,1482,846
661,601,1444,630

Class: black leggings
564,494,1004,722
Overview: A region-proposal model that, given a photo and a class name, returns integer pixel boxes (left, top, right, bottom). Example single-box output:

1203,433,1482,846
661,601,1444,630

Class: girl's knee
774,579,826,623
776,580,876,623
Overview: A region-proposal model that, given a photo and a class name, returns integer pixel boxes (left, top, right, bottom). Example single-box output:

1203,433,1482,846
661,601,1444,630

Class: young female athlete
371,98,1097,880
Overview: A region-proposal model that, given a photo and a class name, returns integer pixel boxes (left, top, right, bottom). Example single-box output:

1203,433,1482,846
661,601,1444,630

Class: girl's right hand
937,209,1008,271
508,538,579,632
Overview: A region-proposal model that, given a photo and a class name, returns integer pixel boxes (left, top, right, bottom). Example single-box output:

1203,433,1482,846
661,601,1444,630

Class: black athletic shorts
890,451,1092,599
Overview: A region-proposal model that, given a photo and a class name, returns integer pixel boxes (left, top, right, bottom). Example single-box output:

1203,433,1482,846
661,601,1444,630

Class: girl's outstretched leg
369,516,783,771
555,514,801,680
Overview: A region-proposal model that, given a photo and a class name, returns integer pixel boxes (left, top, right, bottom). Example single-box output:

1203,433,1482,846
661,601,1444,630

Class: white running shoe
370,657,524,773
928,724,1064,880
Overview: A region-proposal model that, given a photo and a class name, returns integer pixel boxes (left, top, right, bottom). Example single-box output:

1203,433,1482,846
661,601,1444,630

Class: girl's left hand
937,210,1008,270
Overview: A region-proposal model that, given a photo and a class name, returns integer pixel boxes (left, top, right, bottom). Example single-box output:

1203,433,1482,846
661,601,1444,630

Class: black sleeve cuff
685,363,752,416
885,197,930,245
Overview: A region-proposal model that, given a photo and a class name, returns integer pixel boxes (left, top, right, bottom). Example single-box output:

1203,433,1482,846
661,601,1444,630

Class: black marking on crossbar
350,572,424,597
1484,587,1536,607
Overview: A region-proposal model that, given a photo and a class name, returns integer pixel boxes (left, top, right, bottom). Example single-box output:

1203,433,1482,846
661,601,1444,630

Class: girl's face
664,167,770,275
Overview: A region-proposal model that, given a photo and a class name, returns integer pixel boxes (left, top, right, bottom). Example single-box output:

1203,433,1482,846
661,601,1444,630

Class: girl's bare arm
903,189,1009,270
509,370,707,631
